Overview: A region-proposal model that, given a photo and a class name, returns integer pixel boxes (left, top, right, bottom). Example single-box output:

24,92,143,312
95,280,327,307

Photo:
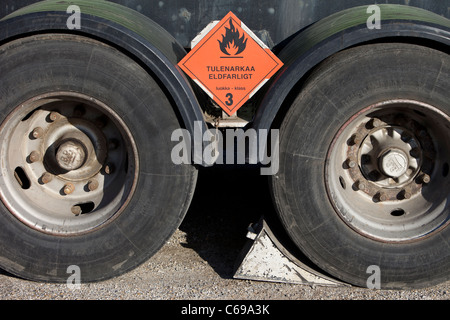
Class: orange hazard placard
178,12,283,116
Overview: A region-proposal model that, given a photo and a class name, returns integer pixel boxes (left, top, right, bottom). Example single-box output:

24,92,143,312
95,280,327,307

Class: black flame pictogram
218,18,247,56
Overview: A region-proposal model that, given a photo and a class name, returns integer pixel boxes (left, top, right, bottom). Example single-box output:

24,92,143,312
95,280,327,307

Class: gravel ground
0,167,449,302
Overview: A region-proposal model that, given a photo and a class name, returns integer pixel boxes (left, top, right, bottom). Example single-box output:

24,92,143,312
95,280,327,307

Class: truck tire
0,34,197,282
271,43,450,289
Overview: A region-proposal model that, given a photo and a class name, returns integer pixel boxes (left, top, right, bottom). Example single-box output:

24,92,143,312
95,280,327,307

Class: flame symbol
218,18,247,56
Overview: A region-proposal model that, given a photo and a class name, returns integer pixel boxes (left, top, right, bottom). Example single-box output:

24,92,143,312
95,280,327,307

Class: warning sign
178,12,283,116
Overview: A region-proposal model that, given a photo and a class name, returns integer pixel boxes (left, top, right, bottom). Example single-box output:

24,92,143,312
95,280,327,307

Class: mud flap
233,217,347,287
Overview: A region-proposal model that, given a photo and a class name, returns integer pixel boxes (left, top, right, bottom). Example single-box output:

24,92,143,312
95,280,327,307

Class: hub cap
380,149,408,178
56,140,87,171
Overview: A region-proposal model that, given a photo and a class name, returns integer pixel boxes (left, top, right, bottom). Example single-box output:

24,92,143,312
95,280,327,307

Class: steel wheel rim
326,100,450,242
0,92,139,236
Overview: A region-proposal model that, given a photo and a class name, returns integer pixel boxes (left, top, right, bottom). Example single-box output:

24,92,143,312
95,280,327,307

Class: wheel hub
326,99,449,242
0,93,137,235
347,118,433,200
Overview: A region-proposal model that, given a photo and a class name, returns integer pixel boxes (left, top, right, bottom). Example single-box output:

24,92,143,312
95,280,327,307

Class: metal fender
253,4,450,131
0,0,207,165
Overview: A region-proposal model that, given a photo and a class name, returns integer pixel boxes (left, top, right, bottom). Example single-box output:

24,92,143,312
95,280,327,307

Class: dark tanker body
1,0,449,49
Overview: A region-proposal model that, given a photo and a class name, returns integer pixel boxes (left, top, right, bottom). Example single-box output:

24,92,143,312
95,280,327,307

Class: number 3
225,93,233,106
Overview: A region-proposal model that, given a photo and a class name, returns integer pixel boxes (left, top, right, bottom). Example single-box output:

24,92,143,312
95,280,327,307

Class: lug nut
420,173,431,184
29,151,41,163
31,127,44,139
376,191,388,202
371,118,383,128
104,164,114,175
356,180,367,191
87,179,99,191
63,183,75,195
400,189,412,200
71,205,82,216
41,172,53,184
347,159,357,169
49,111,61,122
